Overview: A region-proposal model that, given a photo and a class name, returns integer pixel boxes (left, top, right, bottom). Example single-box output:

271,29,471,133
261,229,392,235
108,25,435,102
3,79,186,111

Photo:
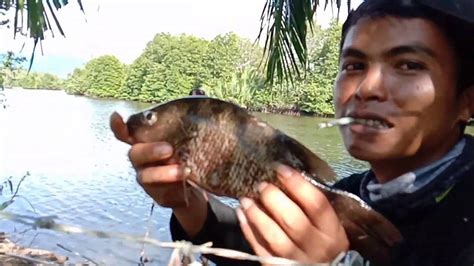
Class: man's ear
459,85,474,123
467,85,474,119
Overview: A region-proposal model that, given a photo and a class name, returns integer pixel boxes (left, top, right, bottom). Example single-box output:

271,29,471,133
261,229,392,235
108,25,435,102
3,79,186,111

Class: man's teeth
353,118,389,129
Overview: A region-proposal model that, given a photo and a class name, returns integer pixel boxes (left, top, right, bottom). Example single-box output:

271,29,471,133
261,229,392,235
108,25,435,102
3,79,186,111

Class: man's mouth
352,118,391,129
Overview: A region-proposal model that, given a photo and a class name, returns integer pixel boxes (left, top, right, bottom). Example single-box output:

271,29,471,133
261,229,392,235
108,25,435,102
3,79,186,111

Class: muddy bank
249,106,333,118
0,232,68,265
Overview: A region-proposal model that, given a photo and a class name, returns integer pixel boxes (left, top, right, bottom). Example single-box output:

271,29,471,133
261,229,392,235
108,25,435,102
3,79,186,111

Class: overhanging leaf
7,0,85,69
0,199,14,210
8,179,13,194
258,0,350,85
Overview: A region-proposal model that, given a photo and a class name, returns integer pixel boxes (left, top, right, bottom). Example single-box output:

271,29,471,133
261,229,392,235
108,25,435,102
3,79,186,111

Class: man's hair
340,0,474,94
189,88,206,96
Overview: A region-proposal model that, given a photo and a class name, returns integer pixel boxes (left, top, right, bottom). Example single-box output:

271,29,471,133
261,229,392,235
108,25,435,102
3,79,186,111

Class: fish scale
126,96,403,265
185,114,271,197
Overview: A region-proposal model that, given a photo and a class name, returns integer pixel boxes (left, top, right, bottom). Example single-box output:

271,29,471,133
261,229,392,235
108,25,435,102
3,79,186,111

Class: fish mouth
126,113,144,136
346,112,394,129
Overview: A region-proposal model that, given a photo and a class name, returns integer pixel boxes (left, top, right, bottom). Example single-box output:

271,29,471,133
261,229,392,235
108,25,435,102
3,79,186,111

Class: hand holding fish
110,112,209,237
111,97,402,265
112,110,349,263
237,163,350,264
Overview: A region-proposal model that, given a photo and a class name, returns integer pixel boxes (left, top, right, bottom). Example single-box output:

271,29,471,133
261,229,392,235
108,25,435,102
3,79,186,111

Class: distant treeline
3,22,342,116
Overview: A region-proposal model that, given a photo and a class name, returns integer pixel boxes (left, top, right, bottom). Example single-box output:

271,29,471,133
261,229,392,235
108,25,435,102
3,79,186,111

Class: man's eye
343,62,365,71
398,61,426,70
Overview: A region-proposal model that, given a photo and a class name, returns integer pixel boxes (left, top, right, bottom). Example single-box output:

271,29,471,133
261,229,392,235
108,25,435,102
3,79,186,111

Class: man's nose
355,65,388,101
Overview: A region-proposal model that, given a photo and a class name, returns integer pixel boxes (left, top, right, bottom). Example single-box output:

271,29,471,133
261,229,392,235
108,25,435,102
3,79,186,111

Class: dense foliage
11,71,64,90
2,22,342,116
66,55,125,97
1,52,63,90
70,23,340,116
0,52,26,88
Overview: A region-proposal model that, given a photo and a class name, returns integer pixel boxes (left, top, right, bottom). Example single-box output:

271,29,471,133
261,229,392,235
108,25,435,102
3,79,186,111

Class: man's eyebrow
385,44,437,59
340,48,367,59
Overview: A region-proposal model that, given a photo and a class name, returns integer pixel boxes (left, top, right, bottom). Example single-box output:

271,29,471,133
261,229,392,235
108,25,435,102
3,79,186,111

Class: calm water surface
3,89,470,264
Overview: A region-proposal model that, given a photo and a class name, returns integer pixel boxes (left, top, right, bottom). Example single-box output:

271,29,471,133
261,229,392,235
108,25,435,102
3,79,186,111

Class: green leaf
0,199,14,210
259,0,350,84
52,0,61,9
46,0,65,36
8,179,13,194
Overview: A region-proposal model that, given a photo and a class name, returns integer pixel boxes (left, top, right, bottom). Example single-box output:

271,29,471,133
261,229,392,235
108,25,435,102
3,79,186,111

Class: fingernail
240,197,254,210
274,163,294,179
236,208,248,225
257,182,269,193
183,166,191,177
154,144,173,156
165,167,178,178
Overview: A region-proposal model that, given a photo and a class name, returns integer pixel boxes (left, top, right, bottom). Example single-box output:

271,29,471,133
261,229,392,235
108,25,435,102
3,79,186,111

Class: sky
0,0,361,78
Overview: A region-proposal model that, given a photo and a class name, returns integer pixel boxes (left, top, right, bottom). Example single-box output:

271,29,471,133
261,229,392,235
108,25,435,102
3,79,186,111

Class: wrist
172,188,208,237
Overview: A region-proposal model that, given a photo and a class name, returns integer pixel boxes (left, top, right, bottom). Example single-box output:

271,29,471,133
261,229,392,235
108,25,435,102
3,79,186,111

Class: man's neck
370,137,463,184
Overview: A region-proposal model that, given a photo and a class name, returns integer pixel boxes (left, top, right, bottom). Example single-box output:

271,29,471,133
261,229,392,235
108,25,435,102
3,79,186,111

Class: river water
2,89,470,264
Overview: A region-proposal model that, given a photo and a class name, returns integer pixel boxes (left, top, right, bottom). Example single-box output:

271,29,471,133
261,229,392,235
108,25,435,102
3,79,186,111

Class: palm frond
0,0,84,70
259,0,350,85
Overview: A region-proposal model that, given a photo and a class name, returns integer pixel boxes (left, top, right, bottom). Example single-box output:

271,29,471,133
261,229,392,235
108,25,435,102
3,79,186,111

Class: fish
125,96,402,265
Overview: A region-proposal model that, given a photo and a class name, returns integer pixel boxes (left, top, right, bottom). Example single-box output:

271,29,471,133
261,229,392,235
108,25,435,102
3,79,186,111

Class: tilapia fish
126,96,402,265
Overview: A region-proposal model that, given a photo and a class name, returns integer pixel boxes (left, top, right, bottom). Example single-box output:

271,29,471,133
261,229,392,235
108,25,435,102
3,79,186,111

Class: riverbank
0,232,67,265
6,87,474,124
5,87,334,118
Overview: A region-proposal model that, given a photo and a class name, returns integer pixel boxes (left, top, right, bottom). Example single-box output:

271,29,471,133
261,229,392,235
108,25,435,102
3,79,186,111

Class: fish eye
145,112,153,120
143,111,158,126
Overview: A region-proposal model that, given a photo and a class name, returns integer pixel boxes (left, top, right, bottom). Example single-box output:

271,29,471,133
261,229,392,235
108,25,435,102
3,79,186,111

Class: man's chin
346,143,393,162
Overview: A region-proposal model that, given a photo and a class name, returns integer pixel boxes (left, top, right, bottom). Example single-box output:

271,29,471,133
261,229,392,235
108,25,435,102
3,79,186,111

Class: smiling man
110,0,474,265
335,13,471,183
331,1,474,264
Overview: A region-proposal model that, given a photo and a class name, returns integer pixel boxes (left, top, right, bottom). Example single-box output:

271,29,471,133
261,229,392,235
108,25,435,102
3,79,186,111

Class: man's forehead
342,16,449,55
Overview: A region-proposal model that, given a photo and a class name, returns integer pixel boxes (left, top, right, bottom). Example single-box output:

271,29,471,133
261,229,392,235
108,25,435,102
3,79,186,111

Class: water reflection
254,113,369,178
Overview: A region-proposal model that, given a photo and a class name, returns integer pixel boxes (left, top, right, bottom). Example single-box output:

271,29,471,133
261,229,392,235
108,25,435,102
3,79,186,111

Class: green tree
40,73,63,90
65,68,87,95
12,71,63,90
122,56,152,101
123,33,243,102
207,67,265,109
0,51,26,87
204,33,241,85
14,71,41,89
82,55,125,98
298,21,341,115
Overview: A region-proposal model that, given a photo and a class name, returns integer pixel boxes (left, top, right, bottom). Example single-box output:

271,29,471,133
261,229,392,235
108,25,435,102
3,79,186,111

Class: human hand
110,112,208,236
236,163,349,264
110,111,194,207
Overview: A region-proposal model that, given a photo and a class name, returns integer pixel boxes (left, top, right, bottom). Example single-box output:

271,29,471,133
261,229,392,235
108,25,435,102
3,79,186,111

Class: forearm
172,188,209,237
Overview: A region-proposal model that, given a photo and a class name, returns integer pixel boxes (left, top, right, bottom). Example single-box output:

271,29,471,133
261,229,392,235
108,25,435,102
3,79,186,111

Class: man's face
334,17,469,164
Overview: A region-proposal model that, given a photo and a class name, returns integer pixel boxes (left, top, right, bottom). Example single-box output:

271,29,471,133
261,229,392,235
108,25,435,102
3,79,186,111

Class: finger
142,183,187,208
239,197,306,259
137,164,184,185
274,163,341,235
128,142,174,168
110,112,134,144
235,208,273,258
256,182,327,252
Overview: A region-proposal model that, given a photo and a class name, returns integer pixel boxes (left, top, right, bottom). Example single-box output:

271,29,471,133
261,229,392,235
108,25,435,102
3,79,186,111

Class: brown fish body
126,97,402,264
